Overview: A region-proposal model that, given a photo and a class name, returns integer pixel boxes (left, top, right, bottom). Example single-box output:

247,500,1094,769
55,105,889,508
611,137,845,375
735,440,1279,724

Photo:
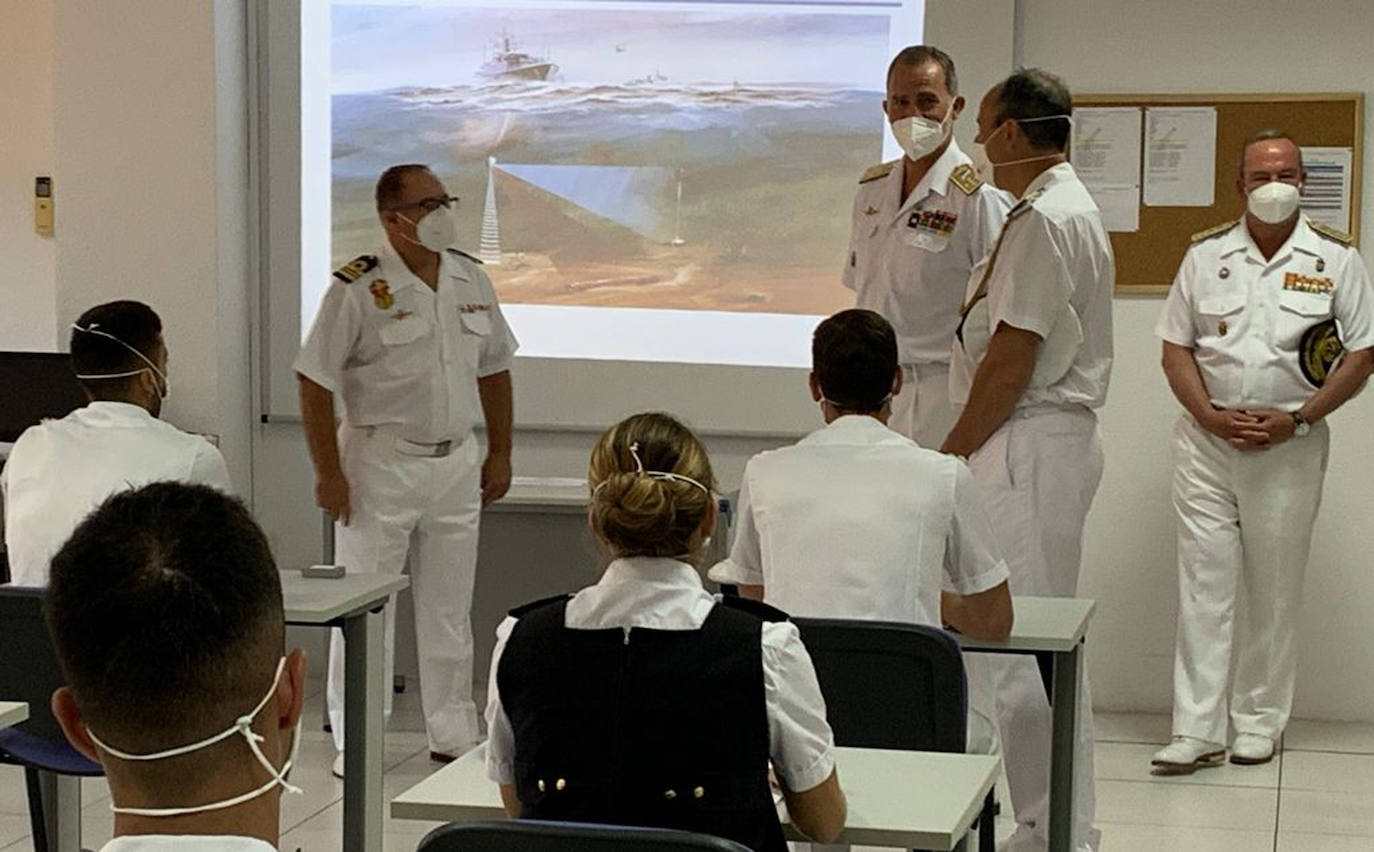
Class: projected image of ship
477,31,557,81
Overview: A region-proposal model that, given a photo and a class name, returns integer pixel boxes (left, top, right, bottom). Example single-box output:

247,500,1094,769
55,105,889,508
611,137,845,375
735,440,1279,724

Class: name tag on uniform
458,303,492,314
1284,272,1333,294
902,209,958,250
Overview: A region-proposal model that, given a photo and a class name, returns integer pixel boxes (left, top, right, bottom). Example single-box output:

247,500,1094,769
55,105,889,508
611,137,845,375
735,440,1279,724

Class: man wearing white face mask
2,300,231,587
844,45,1012,449
943,69,1113,852
1152,131,1374,774
47,482,307,851
296,163,519,775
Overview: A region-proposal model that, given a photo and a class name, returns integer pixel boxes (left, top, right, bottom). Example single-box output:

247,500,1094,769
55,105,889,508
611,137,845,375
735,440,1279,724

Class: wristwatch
1291,410,1311,437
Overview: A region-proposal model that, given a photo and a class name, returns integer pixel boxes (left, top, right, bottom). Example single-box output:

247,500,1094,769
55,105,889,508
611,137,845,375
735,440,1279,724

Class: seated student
710,309,1013,751
2,300,230,586
485,412,846,849
46,482,306,851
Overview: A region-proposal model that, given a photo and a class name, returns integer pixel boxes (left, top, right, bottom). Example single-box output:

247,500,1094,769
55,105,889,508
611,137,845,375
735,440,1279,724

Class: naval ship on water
477,31,558,81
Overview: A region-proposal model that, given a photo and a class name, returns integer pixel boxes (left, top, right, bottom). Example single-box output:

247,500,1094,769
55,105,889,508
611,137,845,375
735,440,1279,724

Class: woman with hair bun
483,412,846,849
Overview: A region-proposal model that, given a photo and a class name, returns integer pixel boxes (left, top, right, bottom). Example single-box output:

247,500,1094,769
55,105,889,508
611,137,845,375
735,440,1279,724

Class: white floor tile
1279,789,1374,837
1277,833,1374,852
1284,720,1374,755
1095,778,1278,830
1282,751,1374,794
1095,712,1171,745
0,814,35,850
1097,741,1279,788
1098,822,1274,852
0,766,27,816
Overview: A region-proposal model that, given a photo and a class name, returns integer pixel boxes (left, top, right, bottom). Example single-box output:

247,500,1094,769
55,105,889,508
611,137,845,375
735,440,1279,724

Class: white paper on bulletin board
1300,146,1353,234
1143,106,1216,207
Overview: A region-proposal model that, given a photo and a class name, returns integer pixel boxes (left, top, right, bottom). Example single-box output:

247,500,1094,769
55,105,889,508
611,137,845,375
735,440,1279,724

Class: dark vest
496,595,788,852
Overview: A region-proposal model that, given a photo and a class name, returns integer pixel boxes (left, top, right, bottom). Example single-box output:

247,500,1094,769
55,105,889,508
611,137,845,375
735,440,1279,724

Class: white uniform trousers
326,426,483,756
890,363,958,450
1170,414,1328,745
965,407,1103,852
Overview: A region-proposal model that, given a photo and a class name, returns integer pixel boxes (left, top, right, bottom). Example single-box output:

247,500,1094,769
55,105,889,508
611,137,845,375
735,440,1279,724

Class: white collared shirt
100,836,276,852
711,416,1008,625
2,402,231,586
485,557,836,794
293,242,519,443
844,142,1013,366
1156,216,1374,409
949,162,1115,410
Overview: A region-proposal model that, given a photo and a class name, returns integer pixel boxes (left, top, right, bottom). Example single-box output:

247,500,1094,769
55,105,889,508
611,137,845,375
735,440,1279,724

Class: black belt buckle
434,439,451,456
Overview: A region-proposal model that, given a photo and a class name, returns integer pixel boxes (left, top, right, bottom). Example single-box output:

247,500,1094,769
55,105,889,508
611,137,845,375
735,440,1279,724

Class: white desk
0,702,28,730
957,596,1095,852
491,477,589,514
392,744,999,850
280,571,410,852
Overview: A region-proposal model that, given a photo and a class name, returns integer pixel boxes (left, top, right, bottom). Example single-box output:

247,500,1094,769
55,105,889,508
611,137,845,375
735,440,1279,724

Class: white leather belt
361,425,469,458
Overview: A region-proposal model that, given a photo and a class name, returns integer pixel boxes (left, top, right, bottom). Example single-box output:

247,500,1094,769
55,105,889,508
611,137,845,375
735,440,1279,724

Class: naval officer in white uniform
844,45,1012,449
296,163,518,774
1152,131,1374,773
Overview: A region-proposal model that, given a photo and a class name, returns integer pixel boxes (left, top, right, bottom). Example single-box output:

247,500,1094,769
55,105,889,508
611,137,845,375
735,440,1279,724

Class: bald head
1239,132,1304,195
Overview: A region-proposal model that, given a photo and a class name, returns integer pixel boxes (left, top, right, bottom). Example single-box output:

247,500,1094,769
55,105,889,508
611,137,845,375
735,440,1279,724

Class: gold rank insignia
864,205,880,215
1218,320,1228,336
949,163,984,195
1191,220,1237,244
1299,319,1343,388
1283,272,1334,294
859,161,897,184
333,254,378,283
369,279,395,310
1309,221,1353,245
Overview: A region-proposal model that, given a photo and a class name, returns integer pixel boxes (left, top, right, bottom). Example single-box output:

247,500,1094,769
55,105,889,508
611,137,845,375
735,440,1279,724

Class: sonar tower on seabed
479,156,502,265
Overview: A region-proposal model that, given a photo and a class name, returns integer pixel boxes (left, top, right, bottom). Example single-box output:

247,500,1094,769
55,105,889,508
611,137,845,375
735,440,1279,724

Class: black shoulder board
333,254,378,283
446,248,485,264
508,593,574,620
718,595,791,623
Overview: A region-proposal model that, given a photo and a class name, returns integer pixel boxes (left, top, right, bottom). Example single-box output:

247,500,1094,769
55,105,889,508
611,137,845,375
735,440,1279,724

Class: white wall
0,0,57,351
50,0,253,489
1016,0,1374,720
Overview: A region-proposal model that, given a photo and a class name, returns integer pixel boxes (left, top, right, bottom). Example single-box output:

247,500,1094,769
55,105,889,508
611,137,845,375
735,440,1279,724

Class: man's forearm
298,375,342,476
942,326,1038,457
478,370,514,455
1161,342,1217,423
1299,348,1374,424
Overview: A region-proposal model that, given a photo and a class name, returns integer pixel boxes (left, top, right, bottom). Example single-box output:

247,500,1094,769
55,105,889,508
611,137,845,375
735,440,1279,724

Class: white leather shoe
1230,733,1276,765
332,753,345,779
1150,736,1225,774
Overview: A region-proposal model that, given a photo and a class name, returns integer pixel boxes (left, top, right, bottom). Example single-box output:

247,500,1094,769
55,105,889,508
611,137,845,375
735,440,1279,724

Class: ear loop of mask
85,657,303,817
984,114,1072,168
819,393,895,413
71,323,169,398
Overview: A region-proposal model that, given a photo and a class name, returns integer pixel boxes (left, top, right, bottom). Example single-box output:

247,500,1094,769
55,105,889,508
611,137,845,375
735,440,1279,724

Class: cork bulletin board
1075,93,1364,294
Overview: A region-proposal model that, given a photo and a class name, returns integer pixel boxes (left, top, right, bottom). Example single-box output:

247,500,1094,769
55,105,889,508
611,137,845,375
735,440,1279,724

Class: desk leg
342,609,385,852
39,771,81,852
1048,643,1081,852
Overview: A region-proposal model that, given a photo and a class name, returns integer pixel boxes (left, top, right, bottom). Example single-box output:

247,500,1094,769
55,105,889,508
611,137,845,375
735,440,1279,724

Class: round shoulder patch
1299,319,1343,388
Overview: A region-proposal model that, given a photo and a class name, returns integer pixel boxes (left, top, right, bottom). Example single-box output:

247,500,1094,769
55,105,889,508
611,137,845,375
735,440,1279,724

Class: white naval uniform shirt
1,402,232,587
99,836,275,852
1156,216,1374,409
485,558,837,794
950,162,1115,410
710,415,1009,625
294,242,519,443
844,142,1012,367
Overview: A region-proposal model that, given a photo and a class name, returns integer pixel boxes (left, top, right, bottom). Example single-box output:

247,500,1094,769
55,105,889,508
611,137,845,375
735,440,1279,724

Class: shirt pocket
1196,293,1245,341
1277,290,1334,347
375,315,432,374
458,309,492,370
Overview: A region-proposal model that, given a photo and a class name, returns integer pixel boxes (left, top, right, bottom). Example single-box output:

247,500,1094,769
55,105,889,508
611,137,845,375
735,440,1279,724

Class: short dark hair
992,68,1073,151
887,45,958,96
375,163,432,211
812,309,898,414
1239,128,1305,176
46,483,283,763
69,300,162,398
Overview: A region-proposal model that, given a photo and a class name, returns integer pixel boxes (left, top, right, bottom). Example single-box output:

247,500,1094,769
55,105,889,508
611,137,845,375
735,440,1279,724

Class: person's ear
891,366,904,398
950,95,965,121
808,372,823,403
279,649,308,731
1236,174,1248,200
52,687,102,765
881,99,890,121
699,497,718,543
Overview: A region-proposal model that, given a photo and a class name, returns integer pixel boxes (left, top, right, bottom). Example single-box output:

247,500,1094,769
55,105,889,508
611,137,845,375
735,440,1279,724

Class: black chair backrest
0,585,69,744
418,820,753,851
792,617,967,753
